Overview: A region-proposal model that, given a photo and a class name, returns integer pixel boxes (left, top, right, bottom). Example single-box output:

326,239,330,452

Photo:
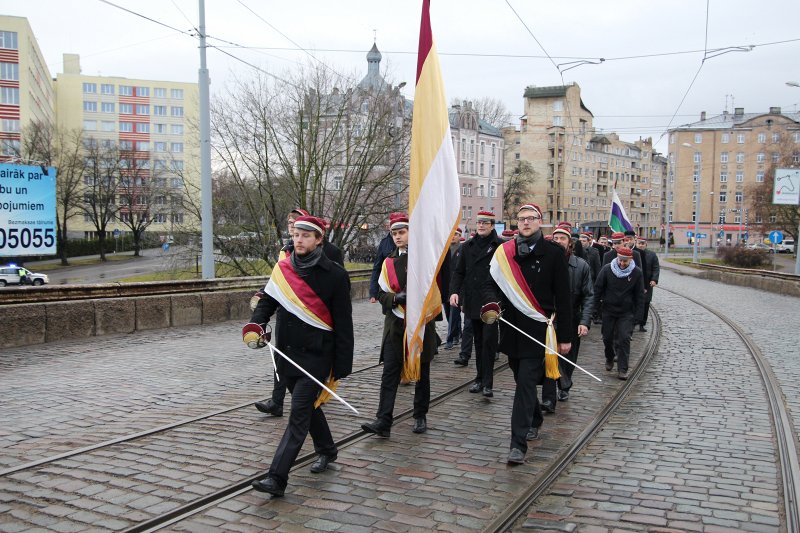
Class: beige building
504,83,664,238
667,107,800,247
449,101,505,233
0,15,55,158
54,54,199,238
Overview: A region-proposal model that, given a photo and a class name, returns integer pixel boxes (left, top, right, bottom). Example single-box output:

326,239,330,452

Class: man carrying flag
608,188,634,234
362,213,437,437
404,0,462,391
245,215,354,497
481,203,572,464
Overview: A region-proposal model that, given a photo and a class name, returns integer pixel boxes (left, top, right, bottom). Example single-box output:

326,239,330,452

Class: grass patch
29,254,135,271
118,261,374,283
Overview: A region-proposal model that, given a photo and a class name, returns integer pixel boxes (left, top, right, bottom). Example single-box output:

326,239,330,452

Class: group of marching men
242,204,659,497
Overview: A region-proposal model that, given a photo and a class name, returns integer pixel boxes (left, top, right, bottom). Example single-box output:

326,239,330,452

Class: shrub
715,246,770,268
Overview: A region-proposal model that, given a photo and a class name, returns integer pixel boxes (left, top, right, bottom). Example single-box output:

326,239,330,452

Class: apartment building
667,107,800,247
504,83,664,238
450,101,504,233
0,15,55,158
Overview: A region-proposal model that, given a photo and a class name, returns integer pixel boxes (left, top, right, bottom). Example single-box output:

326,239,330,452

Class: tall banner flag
405,0,461,381
608,189,634,233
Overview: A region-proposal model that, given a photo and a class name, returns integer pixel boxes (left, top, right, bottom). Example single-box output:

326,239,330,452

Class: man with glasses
449,211,504,398
481,204,572,464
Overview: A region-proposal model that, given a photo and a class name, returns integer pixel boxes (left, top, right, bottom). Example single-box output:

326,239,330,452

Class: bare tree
207,63,410,275
80,141,123,261
451,96,513,129
20,121,85,265
504,160,534,223
748,137,800,245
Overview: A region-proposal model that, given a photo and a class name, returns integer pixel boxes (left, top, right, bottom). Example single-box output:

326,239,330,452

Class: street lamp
788,82,800,275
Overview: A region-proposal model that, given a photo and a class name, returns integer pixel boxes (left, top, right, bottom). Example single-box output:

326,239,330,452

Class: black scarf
291,245,323,277
515,230,541,258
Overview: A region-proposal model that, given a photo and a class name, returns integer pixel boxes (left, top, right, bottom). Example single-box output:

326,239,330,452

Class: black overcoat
449,231,504,319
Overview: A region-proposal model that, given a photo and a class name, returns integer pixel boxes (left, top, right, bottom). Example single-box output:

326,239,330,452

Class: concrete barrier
0,279,370,349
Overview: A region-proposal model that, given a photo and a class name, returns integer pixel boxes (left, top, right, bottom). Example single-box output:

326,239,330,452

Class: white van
777,240,795,254
0,265,49,286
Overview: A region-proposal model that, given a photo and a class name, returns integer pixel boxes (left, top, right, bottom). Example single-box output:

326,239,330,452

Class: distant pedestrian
444,228,463,350
635,239,659,332
592,246,644,380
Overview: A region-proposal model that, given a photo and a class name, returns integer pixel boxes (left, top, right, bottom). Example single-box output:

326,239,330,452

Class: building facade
0,15,55,159
667,107,800,247
504,83,663,238
450,101,504,233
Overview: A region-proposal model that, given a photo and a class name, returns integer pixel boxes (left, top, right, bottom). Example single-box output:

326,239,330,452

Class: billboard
0,163,57,256
773,168,800,206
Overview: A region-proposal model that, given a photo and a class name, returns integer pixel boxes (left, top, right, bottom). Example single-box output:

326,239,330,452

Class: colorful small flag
608,189,634,233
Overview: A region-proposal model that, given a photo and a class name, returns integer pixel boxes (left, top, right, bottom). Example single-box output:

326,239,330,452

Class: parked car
0,265,50,286
777,239,795,254
745,243,774,253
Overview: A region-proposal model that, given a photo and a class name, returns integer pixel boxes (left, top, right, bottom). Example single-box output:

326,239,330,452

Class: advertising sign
773,168,800,205
0,163,57,256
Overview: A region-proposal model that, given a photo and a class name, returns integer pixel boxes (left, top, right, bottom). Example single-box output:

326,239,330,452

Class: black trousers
640,288,653,326
446,305,462,344
471,318,498,389
267,374,337,487
602,312,634,373
270,372,287,405
509,357,544,453
376,336,431,426
458,317,474,360
541,335,582,406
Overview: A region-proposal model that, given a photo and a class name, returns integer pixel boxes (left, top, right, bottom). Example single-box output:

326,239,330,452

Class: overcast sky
4,0,800,153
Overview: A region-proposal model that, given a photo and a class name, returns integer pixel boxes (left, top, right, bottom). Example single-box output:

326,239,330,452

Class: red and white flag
404,0,461,380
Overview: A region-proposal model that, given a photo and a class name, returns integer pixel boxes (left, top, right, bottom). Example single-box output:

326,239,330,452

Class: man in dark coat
247,215,354,497
361,214,437,437
254,208,344,418
593,246,644,381
579,232,601,282
369,220,399,302
635,239,660,332
602,231,643,268
540,224,594,412
482,203,572,464
449,211,504,397
443,228,463,350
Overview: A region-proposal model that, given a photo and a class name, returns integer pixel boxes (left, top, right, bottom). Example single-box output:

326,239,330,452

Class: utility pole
198,0,214,279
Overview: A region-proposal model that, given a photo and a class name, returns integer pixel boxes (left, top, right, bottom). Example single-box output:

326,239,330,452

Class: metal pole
795,218,800,276
665,169,671,258
198,0,214,279
692,176,700,263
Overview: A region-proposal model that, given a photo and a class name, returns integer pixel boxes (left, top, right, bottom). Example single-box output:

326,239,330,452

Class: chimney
770,106,781,114
700,111,706,121
734,107,744,116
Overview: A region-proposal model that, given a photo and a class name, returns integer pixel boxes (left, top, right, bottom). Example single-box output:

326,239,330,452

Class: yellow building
667,108,800,247
54,54,199,237
0,15,55,158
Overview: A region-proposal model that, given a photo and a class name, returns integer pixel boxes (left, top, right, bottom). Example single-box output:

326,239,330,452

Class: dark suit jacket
449,230,505,319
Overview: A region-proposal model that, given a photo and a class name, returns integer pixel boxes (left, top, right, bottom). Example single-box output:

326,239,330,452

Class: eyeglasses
475,220,493,225
517,216,541,223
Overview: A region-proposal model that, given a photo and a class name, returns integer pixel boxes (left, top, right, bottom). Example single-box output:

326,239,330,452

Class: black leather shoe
618,370,628,380
412,417,427,434
605,361,614,371
540,400,555,414
361,420,391,438
310,453,337,473
252,476,284,497
638,326,647,332
507,448,525,464
454,357,468,367
469,382,482,393
482,387,494,398
557,390,570,402
526,427,539,440
254,399,283,417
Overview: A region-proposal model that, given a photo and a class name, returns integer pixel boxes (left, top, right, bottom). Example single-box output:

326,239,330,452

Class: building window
719,209,726,224
137,141,149,152
1,119,20,132
720,151,728,163
693,152,701,163
693,170,699,183
119,85,133,96
719,191,727,202
136,87,149,97
101,102,115,113
154,123,167,134
153,105,167,116
795,132,800,143
171,142,183,153
333,176,343,190
171,124,183,135
0,31,18,49
0,62,19,80
756,171,764,182
515,153,520,160
757,152,765,163
136,104,149,115
553,116,562,127
1,87,19,104
735,191,743,203
719,172,727,183
171,89,184,99
171,106,184,117
82,83,96,93
101,121,115,132
736,152,744,163
479,163,484,175
736,171,744,183
772,152,780,163
119,103,133,114
737,133,745,144
1,138,20,155
154,88,166,98
136,123,149,133
82,120,97,131
154,142,166,152
119,140,133,150
83,101,97,112
100,83,114,95
119,122,133,132
694,133,702,144
553,100,563,112
171,160,184,171
757,133,766,143
721,133,730,144
772,133,780,143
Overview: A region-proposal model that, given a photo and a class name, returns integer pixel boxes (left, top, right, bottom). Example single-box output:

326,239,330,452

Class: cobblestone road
521,269,789,532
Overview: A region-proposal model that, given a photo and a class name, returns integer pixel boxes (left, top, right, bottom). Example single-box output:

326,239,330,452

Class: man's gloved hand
393,291,407,307
480,302,501,324
242,322,271,349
